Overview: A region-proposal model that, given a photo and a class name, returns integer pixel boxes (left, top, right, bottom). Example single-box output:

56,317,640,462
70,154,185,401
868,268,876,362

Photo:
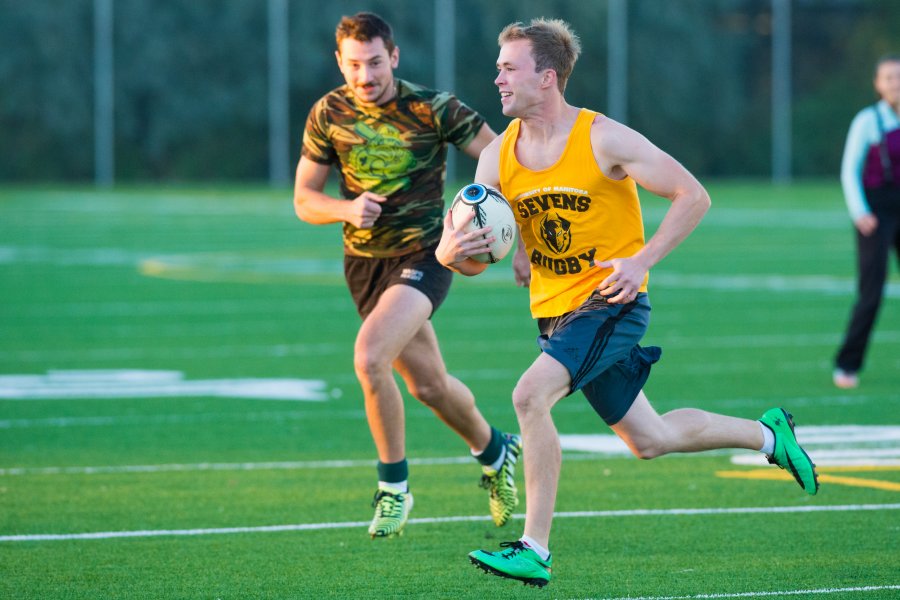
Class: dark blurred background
1,0,897,184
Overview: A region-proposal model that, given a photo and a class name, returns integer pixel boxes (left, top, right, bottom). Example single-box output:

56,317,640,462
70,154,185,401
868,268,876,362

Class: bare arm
511,235,531,287
476,134,530,286
473,135,502,186
293,156,386,229
593,116,710,303
460,122,497,160
435,136,506,276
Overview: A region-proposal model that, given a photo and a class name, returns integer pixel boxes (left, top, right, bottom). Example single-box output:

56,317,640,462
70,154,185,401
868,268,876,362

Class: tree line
1,0,897,182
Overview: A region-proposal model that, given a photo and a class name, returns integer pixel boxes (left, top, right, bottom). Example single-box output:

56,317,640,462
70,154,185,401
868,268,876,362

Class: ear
390,46,400,69
335,50,342,68
541,69,558,90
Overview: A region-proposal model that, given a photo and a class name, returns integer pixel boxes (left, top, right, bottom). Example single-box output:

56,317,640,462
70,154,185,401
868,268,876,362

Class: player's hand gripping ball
449,183,517,264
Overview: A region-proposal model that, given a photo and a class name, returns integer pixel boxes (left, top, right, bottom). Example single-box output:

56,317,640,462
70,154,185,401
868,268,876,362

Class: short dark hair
335,12,395,53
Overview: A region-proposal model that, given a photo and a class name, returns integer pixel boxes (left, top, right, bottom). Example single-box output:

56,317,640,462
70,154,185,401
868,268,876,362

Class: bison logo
539,212,572,254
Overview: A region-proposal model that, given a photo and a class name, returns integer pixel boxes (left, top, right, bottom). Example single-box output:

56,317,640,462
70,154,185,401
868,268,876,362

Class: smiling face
494,39,547,117
336,36,399,107
875,59,900,108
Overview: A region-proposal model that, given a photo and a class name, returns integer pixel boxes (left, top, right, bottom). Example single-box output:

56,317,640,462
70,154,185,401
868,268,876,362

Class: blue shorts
537,292,661,425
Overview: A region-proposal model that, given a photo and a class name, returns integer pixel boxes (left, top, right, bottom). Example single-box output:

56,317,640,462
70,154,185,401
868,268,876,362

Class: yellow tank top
499,108,648,317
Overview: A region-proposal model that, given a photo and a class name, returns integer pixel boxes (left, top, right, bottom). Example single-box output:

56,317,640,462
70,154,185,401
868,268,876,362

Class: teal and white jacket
840,99,900,220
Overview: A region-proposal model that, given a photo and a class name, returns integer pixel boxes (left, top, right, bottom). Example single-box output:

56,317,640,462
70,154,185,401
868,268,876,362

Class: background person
834,54,900,389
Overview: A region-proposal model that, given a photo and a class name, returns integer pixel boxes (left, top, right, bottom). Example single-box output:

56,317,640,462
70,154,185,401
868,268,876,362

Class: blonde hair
498,18,581,93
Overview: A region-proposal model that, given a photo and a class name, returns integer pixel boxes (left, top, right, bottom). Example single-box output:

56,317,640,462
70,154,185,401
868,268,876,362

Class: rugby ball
449,183,517,264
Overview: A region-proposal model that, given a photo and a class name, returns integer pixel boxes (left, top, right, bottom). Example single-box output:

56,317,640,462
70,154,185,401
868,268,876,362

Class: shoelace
497,540,527,558
371,490,402,516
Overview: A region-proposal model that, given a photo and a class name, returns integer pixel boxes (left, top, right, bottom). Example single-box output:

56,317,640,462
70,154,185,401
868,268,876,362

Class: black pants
835,186,900,372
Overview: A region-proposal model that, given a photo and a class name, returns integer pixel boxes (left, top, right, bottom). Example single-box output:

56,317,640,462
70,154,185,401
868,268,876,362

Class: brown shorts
343,244,452,319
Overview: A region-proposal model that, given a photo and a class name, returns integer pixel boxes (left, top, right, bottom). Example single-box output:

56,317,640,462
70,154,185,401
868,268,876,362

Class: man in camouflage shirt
294,12,521,539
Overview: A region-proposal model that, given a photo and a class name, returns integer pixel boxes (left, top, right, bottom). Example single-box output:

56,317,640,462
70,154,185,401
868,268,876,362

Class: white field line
0,453,647,476
576,584,900,600
0,409,371,429
0,406,401,429
0,451,768,477
0,456,471,476
2,503,898,543
0,396,890,430
0,370,329,402
4,425,899,474
7,450,894,476
5,331,900,365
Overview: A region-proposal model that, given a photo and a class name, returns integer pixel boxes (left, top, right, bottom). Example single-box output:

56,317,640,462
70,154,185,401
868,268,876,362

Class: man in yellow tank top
436,18,819,588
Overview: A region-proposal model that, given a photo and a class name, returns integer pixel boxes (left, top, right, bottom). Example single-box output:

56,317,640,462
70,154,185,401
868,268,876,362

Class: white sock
520,535,551,561
758,422,775,455
378,480,408,493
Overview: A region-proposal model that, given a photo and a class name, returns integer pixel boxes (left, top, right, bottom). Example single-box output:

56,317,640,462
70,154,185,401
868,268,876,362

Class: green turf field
1,181,898,599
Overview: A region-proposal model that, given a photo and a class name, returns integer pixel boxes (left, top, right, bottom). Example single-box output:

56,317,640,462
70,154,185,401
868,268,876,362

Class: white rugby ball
449,183,517,264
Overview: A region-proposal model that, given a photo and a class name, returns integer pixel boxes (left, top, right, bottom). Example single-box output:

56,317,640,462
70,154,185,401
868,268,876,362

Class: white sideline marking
651,272,900,297
0,452,709,477
4,424,899,475
0,398,891,430
578,584,900,600
5,332,900,364
0,370,328,401
2,503,898,543
0,456,474,476
560,434,631,454
0,409,369,430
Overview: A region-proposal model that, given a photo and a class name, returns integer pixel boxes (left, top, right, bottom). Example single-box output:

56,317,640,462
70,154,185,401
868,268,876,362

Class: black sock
474,427,504,466
376,458,408,485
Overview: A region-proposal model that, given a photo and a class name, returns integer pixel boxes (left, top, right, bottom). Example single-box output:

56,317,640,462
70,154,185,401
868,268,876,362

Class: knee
353,346,390,384
627,409,709,459
511,382,547,419
625,421,683,460
624,428,672,459
629,438,666,460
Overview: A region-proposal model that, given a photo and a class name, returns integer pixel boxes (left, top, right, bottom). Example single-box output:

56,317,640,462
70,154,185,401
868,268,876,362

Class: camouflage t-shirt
302,79,486,258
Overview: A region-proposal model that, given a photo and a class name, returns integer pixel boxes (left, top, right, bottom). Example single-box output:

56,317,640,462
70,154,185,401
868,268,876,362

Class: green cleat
479,433,522,527
469,541,552,587
759,407,819,495
368,487,413,538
